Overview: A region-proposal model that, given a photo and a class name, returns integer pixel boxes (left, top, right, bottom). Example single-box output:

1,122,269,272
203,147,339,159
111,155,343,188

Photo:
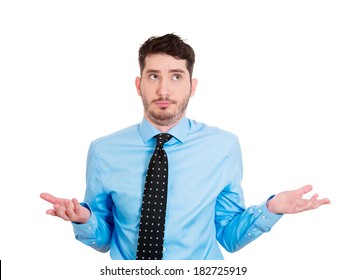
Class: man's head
136,34,198,131
138,33,195,79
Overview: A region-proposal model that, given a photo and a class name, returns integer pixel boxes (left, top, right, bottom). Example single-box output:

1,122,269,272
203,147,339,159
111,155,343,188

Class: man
40,34,330,260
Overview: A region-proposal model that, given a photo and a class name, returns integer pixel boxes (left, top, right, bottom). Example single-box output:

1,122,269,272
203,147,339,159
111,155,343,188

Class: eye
172,74,182,81
149,74,159,80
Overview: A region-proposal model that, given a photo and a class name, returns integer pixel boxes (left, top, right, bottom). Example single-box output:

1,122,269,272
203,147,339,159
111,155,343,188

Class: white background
0,0,344,279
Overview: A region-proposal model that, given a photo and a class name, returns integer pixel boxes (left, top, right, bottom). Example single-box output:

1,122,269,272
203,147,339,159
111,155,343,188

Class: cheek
177,80,192,91
174,84,192,96
140,82,155,94
140,90,154,104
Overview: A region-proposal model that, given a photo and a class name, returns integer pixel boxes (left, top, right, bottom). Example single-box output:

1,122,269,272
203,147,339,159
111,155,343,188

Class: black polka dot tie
136,133,172,260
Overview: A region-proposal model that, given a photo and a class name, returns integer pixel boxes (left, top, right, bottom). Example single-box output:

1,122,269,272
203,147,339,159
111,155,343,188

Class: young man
40,34,330,260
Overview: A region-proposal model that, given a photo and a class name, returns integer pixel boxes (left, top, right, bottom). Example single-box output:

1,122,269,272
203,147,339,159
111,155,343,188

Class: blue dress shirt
73,117,282,260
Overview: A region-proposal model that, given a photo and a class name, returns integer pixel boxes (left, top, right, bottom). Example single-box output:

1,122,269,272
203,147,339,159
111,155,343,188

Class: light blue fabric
73,117,282,259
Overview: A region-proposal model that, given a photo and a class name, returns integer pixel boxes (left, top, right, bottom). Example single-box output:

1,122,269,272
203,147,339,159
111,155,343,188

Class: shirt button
247,233,252,236
92,242,96,245
163,246,167,252
262,215,266,219
88,226,92,230
258,209,262,213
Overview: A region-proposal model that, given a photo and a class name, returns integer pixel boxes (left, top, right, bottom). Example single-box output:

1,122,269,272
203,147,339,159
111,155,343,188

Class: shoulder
90,123,140,148
188,119,240,145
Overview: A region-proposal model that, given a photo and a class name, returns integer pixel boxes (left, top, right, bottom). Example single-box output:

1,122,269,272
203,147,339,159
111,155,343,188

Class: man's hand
267,185,331,214
40,193,91,224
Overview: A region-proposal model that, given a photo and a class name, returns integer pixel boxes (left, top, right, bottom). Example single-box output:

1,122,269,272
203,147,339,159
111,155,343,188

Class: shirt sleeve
72,142,114,253
215,138,283,253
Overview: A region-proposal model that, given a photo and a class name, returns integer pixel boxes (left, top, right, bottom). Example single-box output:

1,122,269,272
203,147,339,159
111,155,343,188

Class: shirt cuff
254,196,283,231
72,202,98,237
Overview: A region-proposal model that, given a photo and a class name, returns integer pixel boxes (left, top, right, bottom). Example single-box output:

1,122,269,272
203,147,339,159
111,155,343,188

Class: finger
72,197,79,206
46,209,57,216
298,185,313,196
311,197,332,209
310,193,319,201
301,195,331,212
322,197,331,204
72,198,91,223
73,198,84,210
53,204,70,221
40,193,59,204
65,200,77,220
303,194,319,210
72,198,82,213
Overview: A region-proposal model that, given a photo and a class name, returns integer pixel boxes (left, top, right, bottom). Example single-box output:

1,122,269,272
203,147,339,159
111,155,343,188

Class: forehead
143,54,187,72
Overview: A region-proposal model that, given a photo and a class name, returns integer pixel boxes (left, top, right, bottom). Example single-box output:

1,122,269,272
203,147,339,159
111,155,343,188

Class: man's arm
40,142,115,253
216,184,330,253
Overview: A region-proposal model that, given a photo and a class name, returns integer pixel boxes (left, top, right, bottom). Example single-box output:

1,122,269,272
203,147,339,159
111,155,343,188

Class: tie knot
155,133,172,148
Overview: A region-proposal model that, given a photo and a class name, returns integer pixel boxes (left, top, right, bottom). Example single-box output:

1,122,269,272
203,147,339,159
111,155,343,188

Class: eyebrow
145,68,186,74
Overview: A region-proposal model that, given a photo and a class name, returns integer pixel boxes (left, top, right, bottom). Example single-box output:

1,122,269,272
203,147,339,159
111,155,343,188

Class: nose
157,78,170,97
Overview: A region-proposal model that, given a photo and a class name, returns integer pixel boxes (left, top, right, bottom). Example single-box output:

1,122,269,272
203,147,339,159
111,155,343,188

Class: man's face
136,54,197,127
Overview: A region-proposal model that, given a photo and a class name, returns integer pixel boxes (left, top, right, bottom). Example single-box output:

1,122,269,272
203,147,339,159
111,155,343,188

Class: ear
190,78,198,97
135,77,141,96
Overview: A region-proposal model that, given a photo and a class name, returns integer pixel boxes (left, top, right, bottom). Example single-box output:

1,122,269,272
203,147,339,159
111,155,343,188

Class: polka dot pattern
136,133,172,260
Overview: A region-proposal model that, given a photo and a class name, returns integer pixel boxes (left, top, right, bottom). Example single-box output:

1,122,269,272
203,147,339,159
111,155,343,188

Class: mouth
155,101,172,109
153,98,175,109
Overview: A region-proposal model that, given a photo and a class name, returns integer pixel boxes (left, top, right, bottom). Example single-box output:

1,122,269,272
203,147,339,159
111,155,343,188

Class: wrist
266,195,277,214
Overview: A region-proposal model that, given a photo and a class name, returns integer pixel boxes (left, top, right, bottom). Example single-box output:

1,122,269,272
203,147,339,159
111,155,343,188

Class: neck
144,114,185,133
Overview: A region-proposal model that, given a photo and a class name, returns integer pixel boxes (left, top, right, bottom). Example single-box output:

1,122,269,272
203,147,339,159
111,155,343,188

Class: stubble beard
141,95,191,127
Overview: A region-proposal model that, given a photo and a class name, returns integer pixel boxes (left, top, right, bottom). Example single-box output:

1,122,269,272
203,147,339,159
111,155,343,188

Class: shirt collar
139,116,189,144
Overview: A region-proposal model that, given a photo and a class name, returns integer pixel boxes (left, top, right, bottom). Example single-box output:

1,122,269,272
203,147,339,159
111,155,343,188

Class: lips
155,101,171,108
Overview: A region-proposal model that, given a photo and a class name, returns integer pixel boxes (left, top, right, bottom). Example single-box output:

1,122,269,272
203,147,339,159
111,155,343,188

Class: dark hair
138,33,195,78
